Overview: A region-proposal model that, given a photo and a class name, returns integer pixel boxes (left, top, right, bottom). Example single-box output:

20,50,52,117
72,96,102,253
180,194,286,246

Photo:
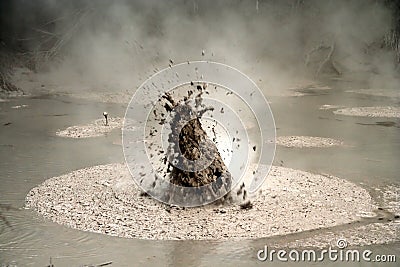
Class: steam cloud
1,0,398,93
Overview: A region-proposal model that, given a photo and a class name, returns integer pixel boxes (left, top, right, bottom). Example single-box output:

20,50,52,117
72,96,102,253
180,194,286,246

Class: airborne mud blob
154,84,233,204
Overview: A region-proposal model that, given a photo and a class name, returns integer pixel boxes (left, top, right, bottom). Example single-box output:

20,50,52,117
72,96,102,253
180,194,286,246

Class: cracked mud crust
276,136,344,148
333,107,400,118
26,163,377,241
56,117,124,138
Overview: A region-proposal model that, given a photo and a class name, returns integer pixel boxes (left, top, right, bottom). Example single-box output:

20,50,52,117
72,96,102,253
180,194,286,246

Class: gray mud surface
26,163,377,241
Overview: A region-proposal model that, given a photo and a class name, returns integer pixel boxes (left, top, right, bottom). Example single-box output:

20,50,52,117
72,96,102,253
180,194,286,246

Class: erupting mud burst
149,85,233,204
123,61,276,207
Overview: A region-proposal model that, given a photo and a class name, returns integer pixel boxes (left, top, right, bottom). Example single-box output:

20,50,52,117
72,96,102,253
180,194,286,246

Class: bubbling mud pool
4,79,399,260
28,83,399,246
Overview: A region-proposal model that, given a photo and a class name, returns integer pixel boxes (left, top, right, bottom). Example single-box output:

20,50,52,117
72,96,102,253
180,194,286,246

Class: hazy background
1,0,399,94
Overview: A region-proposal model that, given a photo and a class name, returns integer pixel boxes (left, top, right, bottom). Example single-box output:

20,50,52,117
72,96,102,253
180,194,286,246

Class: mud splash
147,84,233,204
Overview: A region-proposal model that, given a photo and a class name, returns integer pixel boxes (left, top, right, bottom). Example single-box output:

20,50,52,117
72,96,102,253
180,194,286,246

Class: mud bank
276,136,344,148
333,107,400,118
319,104,344,110
56,117,124,138
26,163,376,241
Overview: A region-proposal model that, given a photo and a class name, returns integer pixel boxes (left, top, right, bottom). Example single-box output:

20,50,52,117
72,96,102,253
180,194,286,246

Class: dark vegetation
384,0,400,63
